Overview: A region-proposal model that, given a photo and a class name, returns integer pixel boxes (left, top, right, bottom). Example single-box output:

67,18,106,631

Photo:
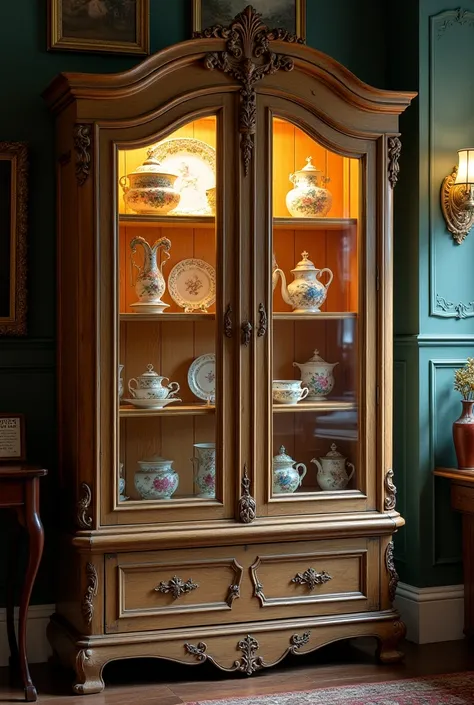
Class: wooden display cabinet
44,6,415,694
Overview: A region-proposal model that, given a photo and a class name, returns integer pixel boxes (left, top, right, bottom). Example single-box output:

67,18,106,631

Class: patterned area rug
184,672,474,704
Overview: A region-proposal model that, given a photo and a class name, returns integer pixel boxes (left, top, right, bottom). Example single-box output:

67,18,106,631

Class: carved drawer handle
291,568,332,590
257,303,267,337
224,304,233,338
241,320,253,346
154,575,199,600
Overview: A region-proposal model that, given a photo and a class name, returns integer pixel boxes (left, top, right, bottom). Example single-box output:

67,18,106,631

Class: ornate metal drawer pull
291,568,332,590
224,303,233,338
257,303,267,337
154,575,199,599
241,320,253,346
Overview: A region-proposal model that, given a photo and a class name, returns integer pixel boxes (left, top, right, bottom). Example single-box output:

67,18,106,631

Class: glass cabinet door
265,114,375,515
103,108,238,525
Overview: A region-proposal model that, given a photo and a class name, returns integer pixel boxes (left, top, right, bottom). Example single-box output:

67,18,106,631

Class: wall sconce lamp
441,148,474,244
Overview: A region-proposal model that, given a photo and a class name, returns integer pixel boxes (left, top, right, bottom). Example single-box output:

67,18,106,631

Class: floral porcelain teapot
128,364,180,400
293,349,338,400
311,444,355,491
272,446,307,494
286,157,332,217
274,251,333,313
119,155,180,215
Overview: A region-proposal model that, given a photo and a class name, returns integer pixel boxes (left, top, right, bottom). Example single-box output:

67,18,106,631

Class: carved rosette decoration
81,562,98,626
195,6,303,175
235,635,264,675
226,583,241,606
440,166,474,244
291,567,332,590
290,631,311,651
239,464,256,523
384,468,397,511
385,540,399,603
77,482,93,529
387,136,401,188
155,575,199,599
74,124,92,186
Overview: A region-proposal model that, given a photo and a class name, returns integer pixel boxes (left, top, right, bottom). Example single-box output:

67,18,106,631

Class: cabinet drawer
105,547,244,633
248,538,379,618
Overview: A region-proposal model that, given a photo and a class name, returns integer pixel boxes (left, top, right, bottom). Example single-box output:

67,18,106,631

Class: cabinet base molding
394,582,464,644
47,610,405,695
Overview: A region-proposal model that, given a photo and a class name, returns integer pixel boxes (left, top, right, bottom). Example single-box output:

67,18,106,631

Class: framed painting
48,0,150,55
0,413,26,463
0,143,27,337
192,0,306,39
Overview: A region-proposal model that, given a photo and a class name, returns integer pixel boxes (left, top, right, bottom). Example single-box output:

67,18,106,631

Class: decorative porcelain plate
122,397,181,410
148,138,216,216
168,258,216,313
188,353,216,401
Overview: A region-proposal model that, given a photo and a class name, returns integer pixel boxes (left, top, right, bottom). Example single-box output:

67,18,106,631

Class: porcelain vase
453,400,474,470
191,443,216,498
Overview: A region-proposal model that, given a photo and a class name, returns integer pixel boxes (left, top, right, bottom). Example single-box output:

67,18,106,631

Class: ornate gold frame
192,0,306,39
440,165,474,244
0,143,27,336
48,0,150,55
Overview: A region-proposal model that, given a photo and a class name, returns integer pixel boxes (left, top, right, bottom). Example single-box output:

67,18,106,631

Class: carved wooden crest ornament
194,5,304,175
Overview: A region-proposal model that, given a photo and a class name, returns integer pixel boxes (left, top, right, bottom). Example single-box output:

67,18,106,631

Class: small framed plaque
0,413,26,462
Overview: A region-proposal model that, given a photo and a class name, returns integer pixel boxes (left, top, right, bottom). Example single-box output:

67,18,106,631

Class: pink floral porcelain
134,456,179,500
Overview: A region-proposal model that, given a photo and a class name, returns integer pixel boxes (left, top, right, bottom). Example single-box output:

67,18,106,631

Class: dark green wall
0,0,391,606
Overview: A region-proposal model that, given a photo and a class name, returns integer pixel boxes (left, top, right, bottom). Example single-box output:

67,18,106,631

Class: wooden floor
1,639,473,704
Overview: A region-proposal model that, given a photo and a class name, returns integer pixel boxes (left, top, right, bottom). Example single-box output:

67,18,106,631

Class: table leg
18,479,44,702
6,515,20,680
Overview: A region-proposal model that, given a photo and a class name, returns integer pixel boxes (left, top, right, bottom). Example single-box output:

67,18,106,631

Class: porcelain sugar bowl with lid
274,251,333,313
128,364,180,400
311,444,355,491
272,445,307,494
119,154,180,215
293,349,338,400
134,456,179,500
286,156,332,218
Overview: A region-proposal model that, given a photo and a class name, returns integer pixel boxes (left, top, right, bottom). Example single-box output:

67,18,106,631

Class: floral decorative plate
168,258,216,313
148,138,216,216
188,354,216,401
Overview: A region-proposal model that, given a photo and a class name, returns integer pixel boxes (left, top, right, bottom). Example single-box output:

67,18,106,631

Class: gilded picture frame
0,143,28,337
48,0,150,55
192,0,306,39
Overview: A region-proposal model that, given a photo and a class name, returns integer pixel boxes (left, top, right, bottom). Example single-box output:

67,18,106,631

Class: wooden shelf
434,466,474,482
273,217,357,230
273,400,357,413
120,312,215,322
273,312,357,320
120,404,215,418
119,214,214,228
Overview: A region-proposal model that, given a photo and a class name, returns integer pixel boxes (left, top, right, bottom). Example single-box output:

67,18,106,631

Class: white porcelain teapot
128,364,180,400
272,446,307,494
274,251,333,313
311,444,355,491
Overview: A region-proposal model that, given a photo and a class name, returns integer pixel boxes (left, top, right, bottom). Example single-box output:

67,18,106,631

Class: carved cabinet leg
376,620,406,664
73,649,105,695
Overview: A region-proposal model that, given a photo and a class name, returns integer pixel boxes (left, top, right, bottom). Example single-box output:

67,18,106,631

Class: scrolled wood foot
376,619,406,664
73,649,105,695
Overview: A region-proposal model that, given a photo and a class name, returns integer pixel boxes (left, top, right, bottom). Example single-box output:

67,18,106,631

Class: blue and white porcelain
274,251,333,313
272,445,307,494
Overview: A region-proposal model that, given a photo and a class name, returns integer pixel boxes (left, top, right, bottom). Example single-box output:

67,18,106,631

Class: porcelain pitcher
274,251,333,313
191,443,216,498
311,444,355,490
272,446,307,494
130,235,171,313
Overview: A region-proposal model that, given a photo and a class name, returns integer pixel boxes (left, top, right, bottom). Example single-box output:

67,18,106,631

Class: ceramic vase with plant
453,357,474,469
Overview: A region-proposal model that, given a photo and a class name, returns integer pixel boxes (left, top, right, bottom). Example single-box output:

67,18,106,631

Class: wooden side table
434,466,474,637
0,465,47,701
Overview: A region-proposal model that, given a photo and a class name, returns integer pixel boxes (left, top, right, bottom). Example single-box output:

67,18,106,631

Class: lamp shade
455,149,474,184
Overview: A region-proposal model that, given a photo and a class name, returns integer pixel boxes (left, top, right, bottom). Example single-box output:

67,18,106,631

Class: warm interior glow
455,148,474,184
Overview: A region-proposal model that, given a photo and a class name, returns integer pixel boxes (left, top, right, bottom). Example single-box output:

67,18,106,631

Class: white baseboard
0,604,54,667
395,582,465,644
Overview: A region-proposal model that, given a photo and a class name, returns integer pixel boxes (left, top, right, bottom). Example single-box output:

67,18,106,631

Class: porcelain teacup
272,380,309,405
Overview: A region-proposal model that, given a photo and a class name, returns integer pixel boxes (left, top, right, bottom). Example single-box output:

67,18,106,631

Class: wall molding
0,604,54,667
393,360,407,564
395,582,464,643
395,334,474,346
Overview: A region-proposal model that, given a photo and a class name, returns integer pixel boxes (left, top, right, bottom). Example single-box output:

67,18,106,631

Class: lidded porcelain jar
293,349,338,400
311,444,355,491
128,364,180,399
119,155,180,215
134,456,179,500
286,157,332,218
272,445,307,494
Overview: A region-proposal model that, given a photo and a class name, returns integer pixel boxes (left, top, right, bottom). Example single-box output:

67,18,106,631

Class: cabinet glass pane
271,117,360,497
116,117,218,505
